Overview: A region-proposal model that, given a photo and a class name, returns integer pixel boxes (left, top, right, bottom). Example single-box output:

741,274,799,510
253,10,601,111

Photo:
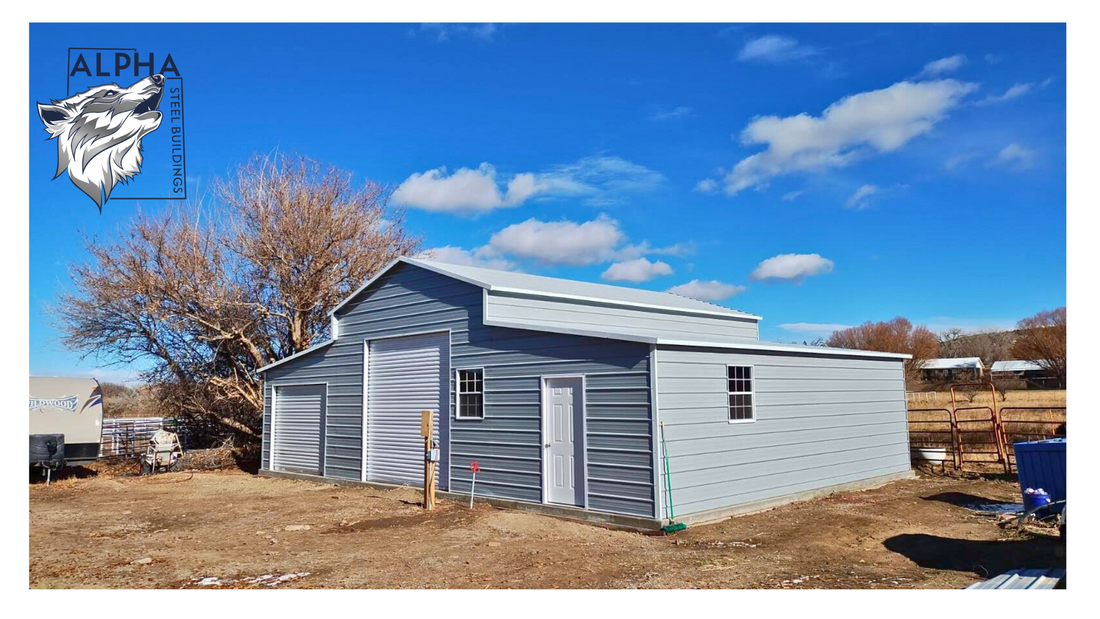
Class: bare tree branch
54,153,420,437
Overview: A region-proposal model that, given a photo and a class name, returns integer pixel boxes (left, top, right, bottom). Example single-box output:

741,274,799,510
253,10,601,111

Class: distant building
919,357,985,383
991,360,1062,389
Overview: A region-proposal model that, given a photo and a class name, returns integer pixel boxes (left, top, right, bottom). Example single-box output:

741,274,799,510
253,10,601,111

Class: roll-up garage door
272,384,326,475
366,332,448,485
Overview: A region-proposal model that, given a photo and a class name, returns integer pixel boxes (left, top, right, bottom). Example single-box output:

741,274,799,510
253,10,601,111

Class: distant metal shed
258,257,913,528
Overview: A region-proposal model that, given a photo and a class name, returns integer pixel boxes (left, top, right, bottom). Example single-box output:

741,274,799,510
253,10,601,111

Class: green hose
660,421,687,533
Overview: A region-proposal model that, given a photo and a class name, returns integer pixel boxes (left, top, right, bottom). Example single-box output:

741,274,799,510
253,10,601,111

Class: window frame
726,364,756,424
455,367,485,421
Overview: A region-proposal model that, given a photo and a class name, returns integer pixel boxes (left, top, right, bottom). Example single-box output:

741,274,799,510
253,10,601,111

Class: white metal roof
331,257,761,321
920,357,985,370
285,256,910,367
991,360,1045,373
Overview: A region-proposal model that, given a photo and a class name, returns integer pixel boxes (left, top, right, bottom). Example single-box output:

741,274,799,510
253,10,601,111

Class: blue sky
29,23,1066,381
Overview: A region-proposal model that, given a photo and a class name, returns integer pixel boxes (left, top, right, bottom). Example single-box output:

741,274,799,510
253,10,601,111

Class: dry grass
906,390,1065,463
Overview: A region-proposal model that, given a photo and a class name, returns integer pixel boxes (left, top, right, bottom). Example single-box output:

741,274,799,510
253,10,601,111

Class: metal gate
272,384,326,475
365,332,448,486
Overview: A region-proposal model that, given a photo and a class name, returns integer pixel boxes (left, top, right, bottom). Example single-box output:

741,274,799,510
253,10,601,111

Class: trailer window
727,365,754,423
456,369,484,419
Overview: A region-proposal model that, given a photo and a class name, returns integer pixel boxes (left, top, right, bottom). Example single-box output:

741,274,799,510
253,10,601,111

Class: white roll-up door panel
272,384,326,475
366,332,448,485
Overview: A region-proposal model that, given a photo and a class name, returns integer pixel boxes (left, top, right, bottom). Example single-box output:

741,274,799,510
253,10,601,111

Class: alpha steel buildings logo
35,49,187,210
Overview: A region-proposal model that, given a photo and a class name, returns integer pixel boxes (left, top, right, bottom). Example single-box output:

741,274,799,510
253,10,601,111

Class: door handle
544,443,551,448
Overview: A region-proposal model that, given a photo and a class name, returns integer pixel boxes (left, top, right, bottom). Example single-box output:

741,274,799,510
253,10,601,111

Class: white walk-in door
366,332,448,486
545,377,583,506
272,384,326,475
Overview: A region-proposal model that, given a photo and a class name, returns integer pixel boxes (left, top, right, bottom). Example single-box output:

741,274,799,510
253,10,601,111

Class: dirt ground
29,468,1063,589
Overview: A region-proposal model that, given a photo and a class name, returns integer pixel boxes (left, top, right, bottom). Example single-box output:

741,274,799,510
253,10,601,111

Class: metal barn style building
259,257,913,528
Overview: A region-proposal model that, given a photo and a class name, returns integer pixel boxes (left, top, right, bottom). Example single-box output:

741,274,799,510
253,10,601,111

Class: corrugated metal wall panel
262,262,655,518
655,346,910,517
271,384,326,475
485,291,759,341
366,332,448,485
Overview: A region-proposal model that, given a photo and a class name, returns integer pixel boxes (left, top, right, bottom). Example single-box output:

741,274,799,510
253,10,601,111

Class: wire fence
907,396,1065,472
100,417,221,457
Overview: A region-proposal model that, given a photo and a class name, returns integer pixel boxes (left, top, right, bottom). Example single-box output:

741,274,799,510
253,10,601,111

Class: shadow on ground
922,492,1010,508
883,533,1063,578
28,466,98,485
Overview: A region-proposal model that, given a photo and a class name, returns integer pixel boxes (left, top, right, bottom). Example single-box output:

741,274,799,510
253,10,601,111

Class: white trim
658,338,912,360
256,340,335,374
269,381,328,477
488,287,762,322
649,345,663,521
454,367,485,421
361,329,451,487
540,374,588,509
365,327,455,343
726,364,756,425
361,339,369,483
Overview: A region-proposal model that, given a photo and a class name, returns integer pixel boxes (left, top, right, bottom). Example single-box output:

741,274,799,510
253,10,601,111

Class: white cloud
975,82,1034,106
434,216,691,268
694,178,718,194
393,164,541,213
418,246,515,271
394,156,665,213
984,53,1001,64
488,215,626,266
414,23,497,42
845,184,879,210
737,35,817,63
749,253,835,282
601,258,673,283
990,143,1037,169
781,190,803,202
944,151,981,170
720,79,977,195
778,322,853,333
916,54,967,78
648,105,695,121
538,156,666,206
667,280,747,302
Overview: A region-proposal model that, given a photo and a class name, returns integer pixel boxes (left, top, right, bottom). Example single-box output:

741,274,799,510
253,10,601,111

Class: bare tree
938,328,1016,368
1011,307,1067,387
56,154,419,438
827,317,939,383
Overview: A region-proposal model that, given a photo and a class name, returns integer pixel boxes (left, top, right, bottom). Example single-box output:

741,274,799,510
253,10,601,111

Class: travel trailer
29,376,104,469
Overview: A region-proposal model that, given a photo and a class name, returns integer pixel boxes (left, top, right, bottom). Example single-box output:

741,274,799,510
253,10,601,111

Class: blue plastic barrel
1022,488,1051,512
1014,438,1066,504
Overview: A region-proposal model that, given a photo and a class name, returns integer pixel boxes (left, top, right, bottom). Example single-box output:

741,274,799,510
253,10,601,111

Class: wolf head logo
37,74,165,210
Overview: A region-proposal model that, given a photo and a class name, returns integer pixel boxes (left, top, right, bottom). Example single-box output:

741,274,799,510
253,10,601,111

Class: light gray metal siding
271,384,326,475
485,290,759,341
261,262,655,518
655,346,910,518
366,332,448,485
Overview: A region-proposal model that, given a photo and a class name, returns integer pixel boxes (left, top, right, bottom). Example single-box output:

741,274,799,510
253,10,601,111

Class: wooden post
421,410,434,510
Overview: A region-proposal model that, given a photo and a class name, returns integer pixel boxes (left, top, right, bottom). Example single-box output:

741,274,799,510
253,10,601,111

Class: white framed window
727,365,755,423
456,368,484,419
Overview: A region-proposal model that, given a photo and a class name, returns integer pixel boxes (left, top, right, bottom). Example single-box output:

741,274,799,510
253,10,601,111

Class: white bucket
912,447,949,462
